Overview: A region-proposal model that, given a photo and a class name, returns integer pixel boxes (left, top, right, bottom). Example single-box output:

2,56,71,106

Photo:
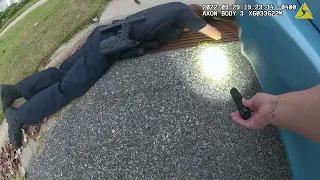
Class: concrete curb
0,123,8,148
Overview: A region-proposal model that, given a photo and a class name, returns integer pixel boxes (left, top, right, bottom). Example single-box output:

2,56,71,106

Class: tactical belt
100,16,145,56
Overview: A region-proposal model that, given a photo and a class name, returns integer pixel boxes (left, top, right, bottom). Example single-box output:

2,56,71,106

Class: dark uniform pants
14,2,185,125
15,27,115,124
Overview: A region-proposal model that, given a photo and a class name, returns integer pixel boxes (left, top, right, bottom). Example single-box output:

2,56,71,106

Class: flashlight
230,88,252,120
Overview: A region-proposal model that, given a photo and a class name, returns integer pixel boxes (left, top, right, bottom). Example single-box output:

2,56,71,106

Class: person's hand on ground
198,25,222,40
231,93,278,129
214,30,222,40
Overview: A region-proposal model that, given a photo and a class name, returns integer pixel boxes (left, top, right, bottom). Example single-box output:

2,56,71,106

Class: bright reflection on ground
200,46,228,78
176,43,252,101
185,44,234,101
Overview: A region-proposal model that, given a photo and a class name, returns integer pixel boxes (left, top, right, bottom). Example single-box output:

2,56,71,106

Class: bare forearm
268,85,320,142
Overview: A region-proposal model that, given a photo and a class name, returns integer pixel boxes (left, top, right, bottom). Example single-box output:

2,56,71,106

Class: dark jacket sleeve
174,9,207,32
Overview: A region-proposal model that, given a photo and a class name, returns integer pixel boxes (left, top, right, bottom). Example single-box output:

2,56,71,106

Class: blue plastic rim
235,0,320,179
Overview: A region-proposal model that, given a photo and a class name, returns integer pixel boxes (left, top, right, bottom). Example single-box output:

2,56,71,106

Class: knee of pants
59,80,94,99
47,67,66,76
57,64,72,75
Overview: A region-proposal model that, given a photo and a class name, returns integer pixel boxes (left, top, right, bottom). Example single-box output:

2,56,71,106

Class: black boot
5,107,23,149
0,84,22,113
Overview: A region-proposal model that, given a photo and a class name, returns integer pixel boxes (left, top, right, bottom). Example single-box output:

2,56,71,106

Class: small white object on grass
92,17,100,23
22,129,27,144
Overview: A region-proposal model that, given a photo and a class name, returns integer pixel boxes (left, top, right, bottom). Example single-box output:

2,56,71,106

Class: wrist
266,95,282,125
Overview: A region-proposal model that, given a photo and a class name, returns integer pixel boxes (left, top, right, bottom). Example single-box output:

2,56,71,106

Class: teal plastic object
236,0,320,179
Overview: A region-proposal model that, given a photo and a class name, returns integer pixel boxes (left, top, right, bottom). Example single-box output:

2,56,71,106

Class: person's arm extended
198,24,222,40
176,9,222,40
267,85,320,142
232,84,320,142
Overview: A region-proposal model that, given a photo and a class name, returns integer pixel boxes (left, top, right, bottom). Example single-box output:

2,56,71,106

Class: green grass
0,0,40,32
0,0,108,122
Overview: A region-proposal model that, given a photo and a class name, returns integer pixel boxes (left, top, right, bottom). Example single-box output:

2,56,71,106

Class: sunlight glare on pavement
200,46,228,78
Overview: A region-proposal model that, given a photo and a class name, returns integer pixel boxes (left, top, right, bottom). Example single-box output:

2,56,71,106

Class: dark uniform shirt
126,2,207,42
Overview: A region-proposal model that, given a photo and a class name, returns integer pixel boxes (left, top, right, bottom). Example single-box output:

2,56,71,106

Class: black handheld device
230,88,252,120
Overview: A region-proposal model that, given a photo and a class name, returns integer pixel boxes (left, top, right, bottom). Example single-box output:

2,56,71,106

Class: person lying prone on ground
0,2,222,149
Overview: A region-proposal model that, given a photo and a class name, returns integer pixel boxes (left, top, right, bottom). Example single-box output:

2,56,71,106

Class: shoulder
160,2,189,10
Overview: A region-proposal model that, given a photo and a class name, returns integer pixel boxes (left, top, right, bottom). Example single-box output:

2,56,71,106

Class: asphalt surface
27,42,291,180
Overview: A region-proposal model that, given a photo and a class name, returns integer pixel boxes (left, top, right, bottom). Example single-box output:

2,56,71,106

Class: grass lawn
0,0,108,122
0,0,41,32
